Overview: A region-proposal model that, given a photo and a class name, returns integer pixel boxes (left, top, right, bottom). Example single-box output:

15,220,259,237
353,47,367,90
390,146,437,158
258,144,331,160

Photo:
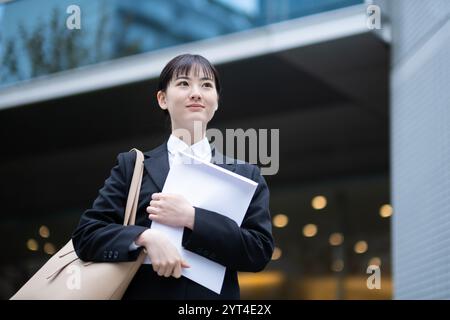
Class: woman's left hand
147,193,195,229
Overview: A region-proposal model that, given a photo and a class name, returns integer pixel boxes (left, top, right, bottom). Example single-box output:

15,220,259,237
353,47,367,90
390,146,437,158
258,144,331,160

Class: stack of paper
150,151,258,294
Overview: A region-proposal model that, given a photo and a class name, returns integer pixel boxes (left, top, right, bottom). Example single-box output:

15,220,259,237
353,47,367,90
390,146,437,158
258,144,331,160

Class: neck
171,125,206,146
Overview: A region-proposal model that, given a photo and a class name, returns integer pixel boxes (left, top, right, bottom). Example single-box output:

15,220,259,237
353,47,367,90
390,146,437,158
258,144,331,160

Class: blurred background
1,0,448,300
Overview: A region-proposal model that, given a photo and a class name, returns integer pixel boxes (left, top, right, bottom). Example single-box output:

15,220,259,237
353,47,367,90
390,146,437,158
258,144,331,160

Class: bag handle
123,148,145,226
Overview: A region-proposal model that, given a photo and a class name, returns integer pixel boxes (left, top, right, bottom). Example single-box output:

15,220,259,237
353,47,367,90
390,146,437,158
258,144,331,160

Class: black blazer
72,141,274,299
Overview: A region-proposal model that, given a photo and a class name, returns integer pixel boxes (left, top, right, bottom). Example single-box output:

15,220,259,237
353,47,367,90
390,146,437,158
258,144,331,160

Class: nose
189,85,202,101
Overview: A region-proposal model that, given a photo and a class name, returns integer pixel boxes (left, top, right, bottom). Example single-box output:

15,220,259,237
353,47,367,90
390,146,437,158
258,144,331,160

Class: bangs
172,61,215,82
158,53,221,94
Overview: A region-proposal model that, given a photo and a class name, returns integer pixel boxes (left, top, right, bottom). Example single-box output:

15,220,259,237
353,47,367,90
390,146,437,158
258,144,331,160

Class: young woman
72,54,274,299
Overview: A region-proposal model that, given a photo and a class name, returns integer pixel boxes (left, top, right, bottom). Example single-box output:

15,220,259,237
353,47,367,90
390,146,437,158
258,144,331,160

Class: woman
72,54,274,299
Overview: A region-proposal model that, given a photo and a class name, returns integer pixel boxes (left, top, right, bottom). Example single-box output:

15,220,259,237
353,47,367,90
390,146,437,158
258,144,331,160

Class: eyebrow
175,76,213,81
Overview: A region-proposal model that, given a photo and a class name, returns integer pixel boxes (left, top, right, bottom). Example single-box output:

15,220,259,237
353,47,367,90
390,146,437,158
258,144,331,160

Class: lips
186,104,205,109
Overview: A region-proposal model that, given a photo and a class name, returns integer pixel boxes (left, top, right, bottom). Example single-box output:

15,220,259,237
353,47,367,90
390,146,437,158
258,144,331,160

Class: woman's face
157,66,219,133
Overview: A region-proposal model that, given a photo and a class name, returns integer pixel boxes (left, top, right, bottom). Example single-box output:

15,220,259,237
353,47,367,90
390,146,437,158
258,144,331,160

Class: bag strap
123,148,145,226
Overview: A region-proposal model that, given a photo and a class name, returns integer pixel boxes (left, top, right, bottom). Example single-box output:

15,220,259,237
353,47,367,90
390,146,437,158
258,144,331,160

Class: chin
185,114,207,122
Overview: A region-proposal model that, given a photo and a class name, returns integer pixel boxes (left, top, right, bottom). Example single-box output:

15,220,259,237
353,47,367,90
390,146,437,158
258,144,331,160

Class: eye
203,82,213,88
178,81,189,86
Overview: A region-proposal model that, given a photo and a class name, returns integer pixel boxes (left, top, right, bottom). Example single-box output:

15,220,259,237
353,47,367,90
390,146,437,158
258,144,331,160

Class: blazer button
103,251,107,259
108,251,113,258
113,251,119,259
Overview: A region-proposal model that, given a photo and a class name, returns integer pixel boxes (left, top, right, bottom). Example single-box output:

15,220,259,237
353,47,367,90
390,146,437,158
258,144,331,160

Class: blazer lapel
143,141,237,191
143,142,170,191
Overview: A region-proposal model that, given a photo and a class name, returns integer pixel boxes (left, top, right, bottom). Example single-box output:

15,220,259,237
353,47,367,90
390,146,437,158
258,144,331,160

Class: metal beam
0,4,371,110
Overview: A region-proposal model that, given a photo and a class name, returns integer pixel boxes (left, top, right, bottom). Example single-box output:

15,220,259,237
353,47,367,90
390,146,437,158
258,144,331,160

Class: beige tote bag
11,148,147,300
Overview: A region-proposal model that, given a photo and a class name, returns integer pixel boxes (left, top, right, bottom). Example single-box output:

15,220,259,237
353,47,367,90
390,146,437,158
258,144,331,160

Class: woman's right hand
135,229,190,278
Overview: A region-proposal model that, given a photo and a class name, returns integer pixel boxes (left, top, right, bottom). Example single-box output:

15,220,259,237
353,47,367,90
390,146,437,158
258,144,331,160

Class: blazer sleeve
182,165,274,272
72,152,148,262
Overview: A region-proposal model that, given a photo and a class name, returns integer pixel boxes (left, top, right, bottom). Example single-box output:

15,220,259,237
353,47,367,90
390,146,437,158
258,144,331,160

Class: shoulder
116,150,137,166
113,150,139,182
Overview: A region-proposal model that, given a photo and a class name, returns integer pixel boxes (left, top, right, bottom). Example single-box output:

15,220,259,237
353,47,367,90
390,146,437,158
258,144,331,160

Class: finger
148,252,159,273
157,269,165,277
147,206,157,214
164,263,174,278
157,263,166,276
152,261,160,274
152,257,163,275
172,262,182,278
152,193,163,200
148,214,161,222
181,260,190,268
151,249,164,275
152,199,163,207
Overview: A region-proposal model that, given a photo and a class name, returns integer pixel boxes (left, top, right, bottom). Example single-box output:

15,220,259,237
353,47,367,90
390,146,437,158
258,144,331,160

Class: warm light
238,271,285,289
369,257,381,267
39,225,50,238
354,241,368,254
331,259,344,272
271,247,282,260
273,214,289,228
379,204,393,218
312,195,327,210
329,233,344,246
44,243,56,255
303,224,318,237
27,239,38,251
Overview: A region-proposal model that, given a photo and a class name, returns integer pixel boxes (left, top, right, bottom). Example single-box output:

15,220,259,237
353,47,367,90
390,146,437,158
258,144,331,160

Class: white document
149,151,258,294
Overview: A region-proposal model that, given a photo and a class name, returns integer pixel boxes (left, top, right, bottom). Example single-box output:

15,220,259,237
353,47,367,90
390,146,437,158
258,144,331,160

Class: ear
157,90,168,110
